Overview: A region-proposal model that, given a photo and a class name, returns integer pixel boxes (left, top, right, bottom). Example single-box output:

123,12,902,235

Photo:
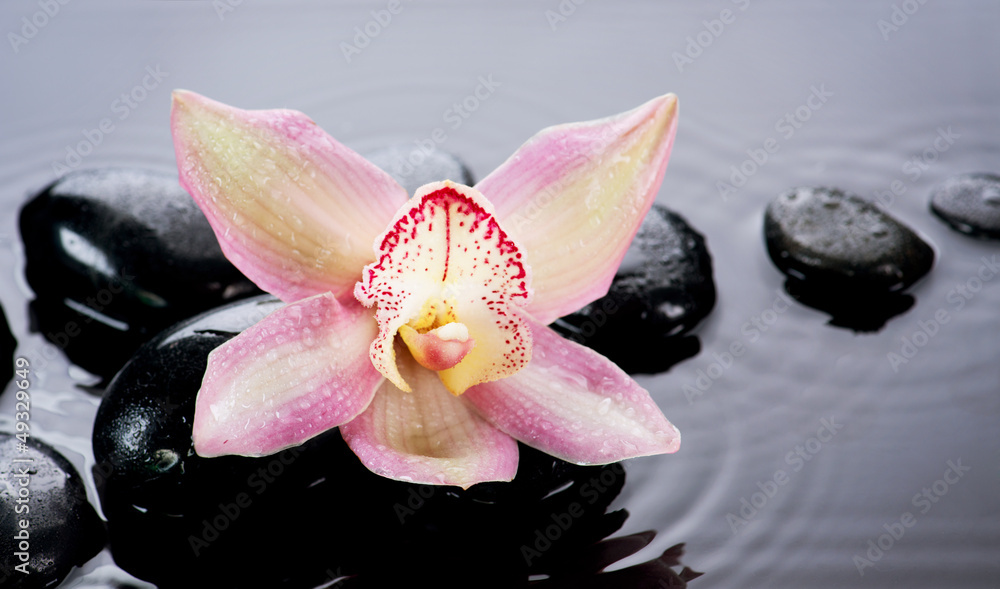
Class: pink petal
354,181,532,395
463,317,680,465
193,292,382,457
476,94,679,324
340,352,519,489
171,90,409,302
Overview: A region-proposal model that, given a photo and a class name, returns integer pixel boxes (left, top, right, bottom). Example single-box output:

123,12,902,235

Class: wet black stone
554,205,715,374
363,144,475,194
929,172,1000,239
93,296,692,588
92,296,284,513
764,187,934,331
765,187,935,292
94,294,353,587
0,303,15,393
19,168,261,382
0,434,106,588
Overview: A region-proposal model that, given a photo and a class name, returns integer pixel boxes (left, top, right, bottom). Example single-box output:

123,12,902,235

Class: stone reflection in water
781,277,915,333
93,296,700,588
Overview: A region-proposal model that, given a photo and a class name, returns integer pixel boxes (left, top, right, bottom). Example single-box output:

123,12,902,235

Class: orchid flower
171,90,681,488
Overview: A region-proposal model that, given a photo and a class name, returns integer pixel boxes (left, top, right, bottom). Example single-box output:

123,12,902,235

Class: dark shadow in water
93,296,702,589
783,277,915,333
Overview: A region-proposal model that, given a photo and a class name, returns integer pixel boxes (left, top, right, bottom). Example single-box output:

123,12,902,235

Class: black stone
554,205,715,374
92,295,284,511
0,303,15,393
764,187,934,332
363,144,475,195
93,294,357,587
19,167,261,382
929,172,1000,239
93,296,694,588
0,434,106,588
765,187,935,292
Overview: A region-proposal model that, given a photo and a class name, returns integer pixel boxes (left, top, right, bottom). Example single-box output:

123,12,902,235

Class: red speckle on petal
355,183,533,390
